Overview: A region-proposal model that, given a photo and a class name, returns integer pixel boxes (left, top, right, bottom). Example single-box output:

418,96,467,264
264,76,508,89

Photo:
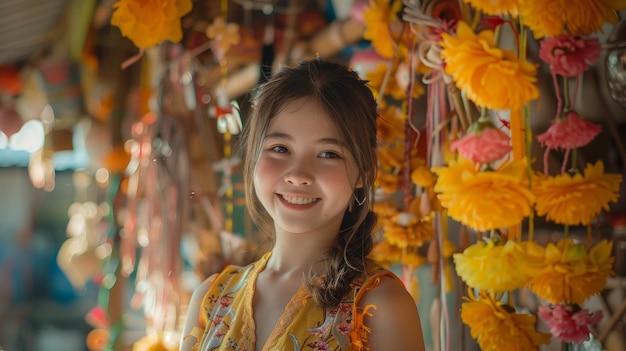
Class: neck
265,238,331,277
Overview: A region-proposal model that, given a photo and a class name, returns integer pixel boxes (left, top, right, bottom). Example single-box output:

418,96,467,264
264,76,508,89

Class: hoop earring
353,192,366,207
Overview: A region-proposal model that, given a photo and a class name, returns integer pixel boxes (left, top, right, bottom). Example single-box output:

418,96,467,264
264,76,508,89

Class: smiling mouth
280,194,319,205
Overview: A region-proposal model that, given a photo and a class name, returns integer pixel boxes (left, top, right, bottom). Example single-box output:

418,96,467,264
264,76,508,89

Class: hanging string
220,0,234,234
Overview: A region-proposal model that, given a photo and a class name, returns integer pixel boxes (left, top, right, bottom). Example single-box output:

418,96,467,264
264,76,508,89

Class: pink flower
337,321,352,334
539,34,601,77
538,304,603,343
537,111,601,151
451,121,512,164
309,340,331,351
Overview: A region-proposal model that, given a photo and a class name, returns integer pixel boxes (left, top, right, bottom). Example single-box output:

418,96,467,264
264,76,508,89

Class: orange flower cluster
528,239,615,304
433,158,535,231
533,161,623,226
440,21,538,111
111,0,192,48
461,290,551,350
522,0,626,38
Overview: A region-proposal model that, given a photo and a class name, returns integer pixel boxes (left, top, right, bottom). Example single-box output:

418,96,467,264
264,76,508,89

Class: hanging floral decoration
110,0,193,49
362,0,410,59
439,21,538,111
370,0,626,347
538,303,604,344
205,16,241,62
450,117,512,164
528,239,615,305
522,0,626,38
461,289,551,351
533,161,623,226
463,0,519,17
433,158,535,232
454,239,544,293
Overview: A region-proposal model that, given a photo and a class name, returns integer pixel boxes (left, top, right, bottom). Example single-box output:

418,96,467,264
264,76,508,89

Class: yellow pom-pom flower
533,161,623,226
111,0,192,48
464,0,520,16
433,158,535,231
382,212,434,249
529,239,615,304
461,290,552,351
522,0,626,38
363,0,405,59
440,21,538,111
454,239,544,292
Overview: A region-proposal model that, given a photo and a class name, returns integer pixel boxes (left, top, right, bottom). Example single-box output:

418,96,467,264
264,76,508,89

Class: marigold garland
433,158,535,231
528,239,615,304
461,290,552,350
111,0,192,48
366,62,424,101
533,161,623,226
381,214,434,249
363,0,406,59
522,0,625,38
463,0,520,16
454,239,544,292
440,21,538,111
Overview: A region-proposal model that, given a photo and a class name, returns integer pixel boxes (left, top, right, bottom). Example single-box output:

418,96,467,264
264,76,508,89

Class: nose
284,160,314,185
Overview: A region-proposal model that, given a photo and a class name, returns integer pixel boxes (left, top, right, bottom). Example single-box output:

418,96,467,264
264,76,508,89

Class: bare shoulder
360,275,426,351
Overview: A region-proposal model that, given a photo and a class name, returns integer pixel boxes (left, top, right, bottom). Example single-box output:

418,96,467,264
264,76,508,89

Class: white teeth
281,195,316,205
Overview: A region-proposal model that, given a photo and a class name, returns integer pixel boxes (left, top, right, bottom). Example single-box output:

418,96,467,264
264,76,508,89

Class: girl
180,59,425,351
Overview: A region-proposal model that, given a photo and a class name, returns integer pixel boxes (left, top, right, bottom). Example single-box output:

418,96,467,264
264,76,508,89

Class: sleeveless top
188,251,400,351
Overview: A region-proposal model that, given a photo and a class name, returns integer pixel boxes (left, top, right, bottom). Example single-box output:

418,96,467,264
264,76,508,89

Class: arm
179,275,216,351
361,276,426,351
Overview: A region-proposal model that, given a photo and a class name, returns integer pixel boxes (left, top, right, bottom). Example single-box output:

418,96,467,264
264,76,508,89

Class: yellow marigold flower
373,193,399,222
533,161,623,226
462,290,551,350
366,62,424,101
111,0,192,48
412,166,436,188
529,239,615,304
376,104,406,143
454,239,542,292
363,0,405,59
522,0,625,38
440,21,538,111
375,169,401,194
383,213,434,249
464,0,519,16
433,158,535,231
370,241,401,265
370,241,426,268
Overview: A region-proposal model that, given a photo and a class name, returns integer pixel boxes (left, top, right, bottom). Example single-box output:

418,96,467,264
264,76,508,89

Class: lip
276,193,320,210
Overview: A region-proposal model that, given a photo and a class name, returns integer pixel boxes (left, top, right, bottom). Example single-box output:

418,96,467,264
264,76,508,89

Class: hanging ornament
208,87,242,135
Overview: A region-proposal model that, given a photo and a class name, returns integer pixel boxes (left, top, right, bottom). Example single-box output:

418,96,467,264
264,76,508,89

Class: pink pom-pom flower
451,119,512,164
537,111,601,151
539,34,601,77
538,304,603,344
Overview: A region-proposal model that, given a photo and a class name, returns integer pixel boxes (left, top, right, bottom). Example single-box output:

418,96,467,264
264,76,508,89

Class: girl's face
253,98,362,239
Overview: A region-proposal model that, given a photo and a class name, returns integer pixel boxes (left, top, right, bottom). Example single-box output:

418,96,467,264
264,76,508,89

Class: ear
355,176,364,189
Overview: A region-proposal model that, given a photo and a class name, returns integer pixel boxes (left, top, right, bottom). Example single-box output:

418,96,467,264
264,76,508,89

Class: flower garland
359,0,626,349
110,0,192,49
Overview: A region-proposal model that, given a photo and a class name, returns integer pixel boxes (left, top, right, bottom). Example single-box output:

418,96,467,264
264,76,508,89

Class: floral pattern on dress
194,253,395,351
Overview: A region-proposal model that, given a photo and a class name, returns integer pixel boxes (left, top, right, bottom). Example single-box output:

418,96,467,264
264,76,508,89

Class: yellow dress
189,251,400,351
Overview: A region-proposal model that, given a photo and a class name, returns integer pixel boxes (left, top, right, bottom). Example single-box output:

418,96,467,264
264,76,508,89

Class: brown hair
239,58,379,308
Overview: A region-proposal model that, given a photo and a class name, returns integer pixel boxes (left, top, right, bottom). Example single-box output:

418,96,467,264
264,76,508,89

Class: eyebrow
264,131,347,147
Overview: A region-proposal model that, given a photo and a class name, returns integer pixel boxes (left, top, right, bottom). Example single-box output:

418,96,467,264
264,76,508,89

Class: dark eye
270,145,288,153
320,151,340,159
